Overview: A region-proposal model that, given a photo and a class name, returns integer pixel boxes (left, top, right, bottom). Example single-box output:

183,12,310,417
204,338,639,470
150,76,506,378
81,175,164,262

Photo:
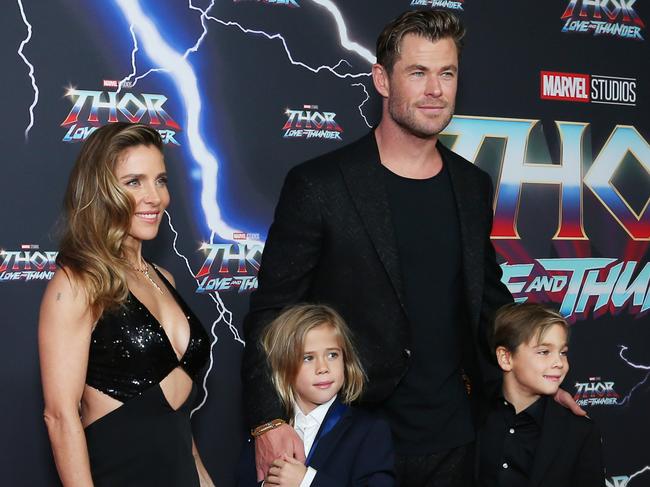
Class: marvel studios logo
540,71,637,106
103,79,134,89
233,232,260,241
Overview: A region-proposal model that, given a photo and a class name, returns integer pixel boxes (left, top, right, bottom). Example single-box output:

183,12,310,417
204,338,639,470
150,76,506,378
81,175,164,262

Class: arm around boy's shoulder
311,410,395,487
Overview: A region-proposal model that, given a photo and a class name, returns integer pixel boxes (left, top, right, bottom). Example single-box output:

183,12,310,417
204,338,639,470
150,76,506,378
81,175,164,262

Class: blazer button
404,348,411,358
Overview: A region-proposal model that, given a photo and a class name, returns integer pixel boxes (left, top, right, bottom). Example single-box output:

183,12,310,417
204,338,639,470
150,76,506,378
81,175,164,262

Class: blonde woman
39,123,214,486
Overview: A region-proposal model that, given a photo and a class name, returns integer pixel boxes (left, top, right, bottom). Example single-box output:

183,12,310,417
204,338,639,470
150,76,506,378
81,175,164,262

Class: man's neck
502,376,542,414
374,119,443,179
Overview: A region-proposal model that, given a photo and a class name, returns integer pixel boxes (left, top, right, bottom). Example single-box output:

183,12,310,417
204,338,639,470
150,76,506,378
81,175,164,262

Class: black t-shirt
478,395,546,487
380,162,474,455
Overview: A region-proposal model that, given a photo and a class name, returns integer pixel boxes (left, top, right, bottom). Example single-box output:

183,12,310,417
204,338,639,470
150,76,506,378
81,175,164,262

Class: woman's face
114,144,170,243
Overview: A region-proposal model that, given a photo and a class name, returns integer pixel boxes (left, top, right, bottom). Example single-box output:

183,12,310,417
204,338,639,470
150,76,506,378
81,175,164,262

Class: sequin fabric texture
86,275,210,403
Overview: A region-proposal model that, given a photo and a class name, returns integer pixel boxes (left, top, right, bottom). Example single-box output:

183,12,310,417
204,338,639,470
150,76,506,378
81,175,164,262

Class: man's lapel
528,400,568,487
442,142,486,327
338,132,405,309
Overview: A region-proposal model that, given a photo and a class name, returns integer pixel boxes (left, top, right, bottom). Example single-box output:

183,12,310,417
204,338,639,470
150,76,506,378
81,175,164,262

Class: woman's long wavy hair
56,122,164,317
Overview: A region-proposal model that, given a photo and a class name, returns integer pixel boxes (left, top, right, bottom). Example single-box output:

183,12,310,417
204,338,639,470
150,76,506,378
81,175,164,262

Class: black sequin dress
84,265,209,487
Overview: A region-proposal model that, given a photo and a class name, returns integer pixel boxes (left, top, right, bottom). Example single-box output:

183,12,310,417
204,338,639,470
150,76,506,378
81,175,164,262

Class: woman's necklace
129,259,165,295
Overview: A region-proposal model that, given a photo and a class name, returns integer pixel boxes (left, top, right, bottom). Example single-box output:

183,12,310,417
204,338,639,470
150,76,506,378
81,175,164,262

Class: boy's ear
496,346,513,372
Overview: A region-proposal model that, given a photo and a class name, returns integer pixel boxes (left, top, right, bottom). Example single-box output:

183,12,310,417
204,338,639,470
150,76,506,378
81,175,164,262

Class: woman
39,122,215,486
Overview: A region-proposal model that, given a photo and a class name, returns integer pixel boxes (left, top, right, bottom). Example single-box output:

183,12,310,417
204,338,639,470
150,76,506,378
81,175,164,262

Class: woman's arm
193,438,215,487
39,270,95,486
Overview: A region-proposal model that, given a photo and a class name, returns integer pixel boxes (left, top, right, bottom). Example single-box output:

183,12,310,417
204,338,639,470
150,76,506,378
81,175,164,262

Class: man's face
385,34,458,138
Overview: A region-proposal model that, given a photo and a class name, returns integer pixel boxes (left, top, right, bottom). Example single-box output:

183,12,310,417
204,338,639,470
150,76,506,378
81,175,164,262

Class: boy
476,303,605,486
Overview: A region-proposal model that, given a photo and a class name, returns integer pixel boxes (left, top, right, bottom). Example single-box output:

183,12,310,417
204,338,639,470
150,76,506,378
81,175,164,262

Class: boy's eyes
302,351,340,362
536,349,569,356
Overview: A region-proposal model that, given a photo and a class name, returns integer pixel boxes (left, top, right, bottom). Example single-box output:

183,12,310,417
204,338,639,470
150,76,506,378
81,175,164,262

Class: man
242,10,579,486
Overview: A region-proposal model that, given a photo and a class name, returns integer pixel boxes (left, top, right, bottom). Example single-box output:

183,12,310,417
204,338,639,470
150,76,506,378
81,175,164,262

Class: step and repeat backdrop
2,1,648,485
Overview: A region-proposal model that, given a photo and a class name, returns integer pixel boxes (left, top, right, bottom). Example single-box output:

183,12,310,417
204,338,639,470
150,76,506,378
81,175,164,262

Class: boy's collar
497,393,547,425
294,395,338,426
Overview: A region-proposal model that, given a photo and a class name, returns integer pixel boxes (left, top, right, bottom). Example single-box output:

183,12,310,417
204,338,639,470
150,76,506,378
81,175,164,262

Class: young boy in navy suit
239,304,395,487
476,303,605,487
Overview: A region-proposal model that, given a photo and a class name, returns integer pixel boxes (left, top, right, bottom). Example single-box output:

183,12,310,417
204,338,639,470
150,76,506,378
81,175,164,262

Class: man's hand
255,424,305,482
554,387,587,416
265,455,308,487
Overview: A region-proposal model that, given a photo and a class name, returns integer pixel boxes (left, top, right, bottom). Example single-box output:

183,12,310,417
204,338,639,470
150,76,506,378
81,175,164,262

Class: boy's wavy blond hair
261,304,365,417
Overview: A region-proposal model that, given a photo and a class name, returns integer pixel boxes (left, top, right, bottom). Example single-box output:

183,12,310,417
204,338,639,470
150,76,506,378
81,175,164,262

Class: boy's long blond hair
261,304,365,418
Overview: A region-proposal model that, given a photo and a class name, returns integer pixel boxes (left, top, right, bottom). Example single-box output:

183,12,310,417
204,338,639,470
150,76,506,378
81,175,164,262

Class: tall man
244,10,526,486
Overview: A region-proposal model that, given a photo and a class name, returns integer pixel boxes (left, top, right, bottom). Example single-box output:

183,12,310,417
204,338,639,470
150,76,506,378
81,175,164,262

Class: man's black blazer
475,398,605,486
242,131,513,427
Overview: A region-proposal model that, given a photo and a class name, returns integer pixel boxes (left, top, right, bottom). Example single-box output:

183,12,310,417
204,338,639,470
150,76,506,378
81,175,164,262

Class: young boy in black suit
476,303,605,487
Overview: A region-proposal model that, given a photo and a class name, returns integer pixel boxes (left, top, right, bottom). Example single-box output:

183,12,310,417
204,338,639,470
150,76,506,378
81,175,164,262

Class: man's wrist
251,418,287,437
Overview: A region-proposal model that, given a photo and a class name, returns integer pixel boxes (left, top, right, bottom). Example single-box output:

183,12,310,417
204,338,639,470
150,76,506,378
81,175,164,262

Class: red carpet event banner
2,1,648,485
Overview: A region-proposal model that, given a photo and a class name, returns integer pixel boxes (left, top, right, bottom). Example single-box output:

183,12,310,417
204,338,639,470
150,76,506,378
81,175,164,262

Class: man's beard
387,97,454,139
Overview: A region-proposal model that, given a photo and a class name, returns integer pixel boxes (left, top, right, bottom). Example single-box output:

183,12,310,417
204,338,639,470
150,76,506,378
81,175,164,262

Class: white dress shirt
293,395,338,487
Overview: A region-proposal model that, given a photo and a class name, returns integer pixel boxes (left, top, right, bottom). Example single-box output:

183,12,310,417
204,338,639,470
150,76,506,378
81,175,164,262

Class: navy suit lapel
308,403,354,469
528,400,568,487
338,132,405,309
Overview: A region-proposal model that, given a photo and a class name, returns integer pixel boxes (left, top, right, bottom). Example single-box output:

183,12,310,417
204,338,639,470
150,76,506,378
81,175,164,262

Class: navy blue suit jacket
238,402,395,487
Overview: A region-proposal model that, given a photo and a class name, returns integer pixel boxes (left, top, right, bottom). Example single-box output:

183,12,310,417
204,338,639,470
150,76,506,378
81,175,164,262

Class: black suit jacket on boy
242,131,513,427
475,398,605,487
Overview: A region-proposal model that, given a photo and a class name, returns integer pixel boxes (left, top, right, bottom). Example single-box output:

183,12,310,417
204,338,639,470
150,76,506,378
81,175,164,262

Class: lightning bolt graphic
117,24,139,91
628,466,650,485
125,3,370,92
117,0,216,92
115,0,243,242
16,0,39,141
351,82,372,128
184,0,216,57
309,0,376,64
616,345,650,406
202,13,371,79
